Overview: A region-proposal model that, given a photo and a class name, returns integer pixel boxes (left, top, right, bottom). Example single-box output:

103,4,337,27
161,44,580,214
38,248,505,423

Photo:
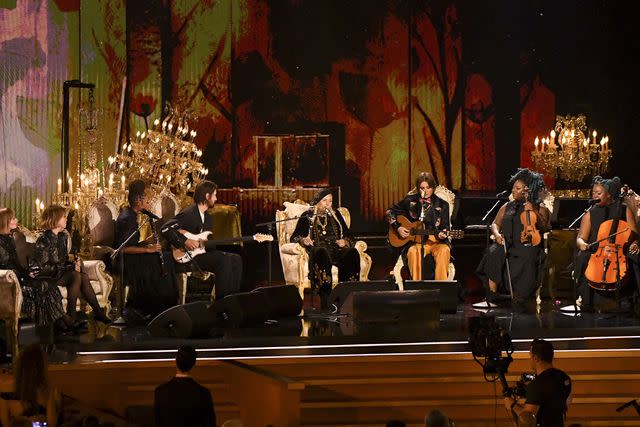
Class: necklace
316,214,328,235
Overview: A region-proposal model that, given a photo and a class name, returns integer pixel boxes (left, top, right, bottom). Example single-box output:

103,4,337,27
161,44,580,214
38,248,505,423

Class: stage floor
19,300,640,366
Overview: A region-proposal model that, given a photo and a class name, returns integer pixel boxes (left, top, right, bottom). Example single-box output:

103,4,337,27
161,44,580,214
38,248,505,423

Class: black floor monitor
403,280,459,314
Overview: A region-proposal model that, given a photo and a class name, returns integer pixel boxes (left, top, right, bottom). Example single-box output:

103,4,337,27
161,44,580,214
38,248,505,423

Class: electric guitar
388,215,464,248
172,231,273,263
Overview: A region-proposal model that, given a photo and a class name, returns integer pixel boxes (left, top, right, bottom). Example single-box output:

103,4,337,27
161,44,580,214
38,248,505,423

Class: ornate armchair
391,185,456,289
276,201,372,298
0,225,112,349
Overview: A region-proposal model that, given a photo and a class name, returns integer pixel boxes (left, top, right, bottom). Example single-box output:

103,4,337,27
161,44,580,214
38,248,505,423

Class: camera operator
504,339,571,427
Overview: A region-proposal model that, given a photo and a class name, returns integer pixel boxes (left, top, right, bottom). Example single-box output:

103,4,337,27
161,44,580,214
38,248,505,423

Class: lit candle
604,136,609,152
108,173,114,190
74,202,79,210
68,178,73,193
56,178,62,193
534,137,539,151
154,118,160,129
592,130,597,145
121,175,126,191
40,202,45,211
80,174,85,189
35,198,40,213
550,130,556,147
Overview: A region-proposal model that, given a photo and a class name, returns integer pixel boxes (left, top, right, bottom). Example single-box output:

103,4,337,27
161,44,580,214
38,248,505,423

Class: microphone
588,198,599,206
495,190,509,198
140,208,161,220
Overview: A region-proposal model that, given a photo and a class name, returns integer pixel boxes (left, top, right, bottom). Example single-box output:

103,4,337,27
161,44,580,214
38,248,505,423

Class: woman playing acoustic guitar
386,172,451,281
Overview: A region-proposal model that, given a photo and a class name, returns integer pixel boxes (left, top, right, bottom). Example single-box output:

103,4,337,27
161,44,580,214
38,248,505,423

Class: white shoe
472,299,499,309
560,304,581,312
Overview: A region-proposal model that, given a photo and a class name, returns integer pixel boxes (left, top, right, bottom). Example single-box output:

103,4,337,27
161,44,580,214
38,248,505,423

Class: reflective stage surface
18,300,640,365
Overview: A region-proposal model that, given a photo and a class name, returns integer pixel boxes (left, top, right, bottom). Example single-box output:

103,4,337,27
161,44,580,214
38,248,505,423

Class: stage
15,300,640,426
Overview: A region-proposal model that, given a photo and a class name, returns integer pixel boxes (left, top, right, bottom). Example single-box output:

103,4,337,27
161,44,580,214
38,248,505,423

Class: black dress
114,207,178,317
476,201,545,303
290,209,360,296
1,232,67,325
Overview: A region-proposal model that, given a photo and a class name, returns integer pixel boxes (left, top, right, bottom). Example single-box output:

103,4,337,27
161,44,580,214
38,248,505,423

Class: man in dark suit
164,180,242,299
154,345,216,427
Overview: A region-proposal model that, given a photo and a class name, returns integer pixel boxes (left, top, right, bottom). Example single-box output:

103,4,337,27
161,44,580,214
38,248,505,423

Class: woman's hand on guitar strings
397,226,410,239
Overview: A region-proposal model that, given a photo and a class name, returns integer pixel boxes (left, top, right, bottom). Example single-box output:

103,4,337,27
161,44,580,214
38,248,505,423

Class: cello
584,186,635,291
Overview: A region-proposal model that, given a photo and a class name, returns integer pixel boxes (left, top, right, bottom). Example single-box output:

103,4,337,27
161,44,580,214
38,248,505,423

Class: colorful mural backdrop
1,0,563,227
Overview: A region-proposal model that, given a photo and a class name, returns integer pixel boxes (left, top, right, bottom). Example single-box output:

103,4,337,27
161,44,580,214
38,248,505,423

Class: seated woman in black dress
0,208,75,332
114,180,178,319
29,205,110,324
0,344,61,427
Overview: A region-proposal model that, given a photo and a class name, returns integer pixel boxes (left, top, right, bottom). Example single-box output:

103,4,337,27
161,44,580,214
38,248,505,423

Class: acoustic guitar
388,215,464,248
172,231,273,263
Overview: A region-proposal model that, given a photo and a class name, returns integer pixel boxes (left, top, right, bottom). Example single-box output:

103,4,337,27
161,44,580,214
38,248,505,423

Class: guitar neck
202,235,255,248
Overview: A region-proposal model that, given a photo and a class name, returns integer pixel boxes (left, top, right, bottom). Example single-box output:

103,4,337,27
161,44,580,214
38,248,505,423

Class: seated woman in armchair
290,189,360,308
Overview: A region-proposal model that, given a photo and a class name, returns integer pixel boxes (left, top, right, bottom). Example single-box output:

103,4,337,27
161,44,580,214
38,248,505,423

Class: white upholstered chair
391,185,456,289
276,201,372,298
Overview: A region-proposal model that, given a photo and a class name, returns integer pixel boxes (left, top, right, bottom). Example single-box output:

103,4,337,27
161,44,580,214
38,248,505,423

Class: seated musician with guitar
386,172,451,281
476,169,550,308
114,180,179,318
164,181,243,300
574,176,639,311
290,188,360,308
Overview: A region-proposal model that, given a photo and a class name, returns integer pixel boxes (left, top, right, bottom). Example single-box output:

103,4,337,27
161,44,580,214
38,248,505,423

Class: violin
584,185,635,290
520,192,541,246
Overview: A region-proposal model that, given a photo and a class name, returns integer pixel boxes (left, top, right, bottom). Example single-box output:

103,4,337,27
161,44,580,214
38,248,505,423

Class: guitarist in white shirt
386,172,451,281
165,181,243,299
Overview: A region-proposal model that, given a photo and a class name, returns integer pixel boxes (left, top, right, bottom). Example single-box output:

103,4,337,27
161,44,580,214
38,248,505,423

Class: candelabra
531,115,611,188
107,104,208,206
44,89,126,250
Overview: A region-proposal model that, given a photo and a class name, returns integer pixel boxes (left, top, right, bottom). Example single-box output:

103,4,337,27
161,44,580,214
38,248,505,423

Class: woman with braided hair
574,176,639,311
476,168,551,308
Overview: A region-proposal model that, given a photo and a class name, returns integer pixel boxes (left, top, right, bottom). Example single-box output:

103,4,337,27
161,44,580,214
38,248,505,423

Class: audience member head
40,205,67,231
14,344,49,406
530,338,554,372
425,409,452,427
127,179,147,208
193,181,217,207
0,208,18,234
175,345,197,373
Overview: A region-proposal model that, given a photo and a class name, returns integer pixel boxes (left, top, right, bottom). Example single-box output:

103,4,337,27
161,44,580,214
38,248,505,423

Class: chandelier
531,114,611,183
107,104,208,206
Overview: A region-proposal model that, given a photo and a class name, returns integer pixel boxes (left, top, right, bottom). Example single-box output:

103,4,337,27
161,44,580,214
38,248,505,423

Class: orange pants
407,241,451,281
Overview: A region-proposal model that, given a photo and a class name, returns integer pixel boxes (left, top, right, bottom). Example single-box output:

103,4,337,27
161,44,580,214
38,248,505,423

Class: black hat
311,188,333,205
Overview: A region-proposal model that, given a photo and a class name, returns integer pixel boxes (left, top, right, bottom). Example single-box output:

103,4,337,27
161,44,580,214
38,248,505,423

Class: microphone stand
110,216,150,326
617,399,640,416
255,214,318,288
479,195,506,304
562,204,595,313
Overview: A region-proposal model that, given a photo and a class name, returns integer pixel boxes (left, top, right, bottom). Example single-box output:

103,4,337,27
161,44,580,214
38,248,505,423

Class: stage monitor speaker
216,291,270,327
148,301,215,338
403,280,459,314
342,289,440,324
252,285,303,317
330,280,399,309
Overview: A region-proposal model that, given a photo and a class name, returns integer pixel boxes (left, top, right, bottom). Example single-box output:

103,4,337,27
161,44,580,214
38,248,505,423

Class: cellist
575,176,639,311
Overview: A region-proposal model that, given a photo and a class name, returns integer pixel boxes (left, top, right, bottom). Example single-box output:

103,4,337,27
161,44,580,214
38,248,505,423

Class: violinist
476,169,551,308
574,177,639,311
